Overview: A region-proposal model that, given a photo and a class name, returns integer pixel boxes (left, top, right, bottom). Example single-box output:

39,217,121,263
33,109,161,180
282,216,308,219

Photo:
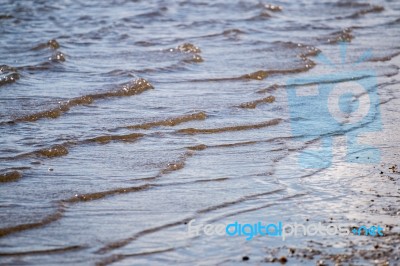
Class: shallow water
1,0,400,265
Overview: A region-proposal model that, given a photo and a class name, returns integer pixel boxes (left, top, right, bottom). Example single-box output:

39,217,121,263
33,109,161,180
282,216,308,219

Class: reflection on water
1,0,400,265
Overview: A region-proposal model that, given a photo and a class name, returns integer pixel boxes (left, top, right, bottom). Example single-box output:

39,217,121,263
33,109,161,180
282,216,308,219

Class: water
1,0,400,265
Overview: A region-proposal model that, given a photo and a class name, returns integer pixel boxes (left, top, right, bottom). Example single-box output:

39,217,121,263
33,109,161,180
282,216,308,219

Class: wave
177,118,282,134
0,170,22,183
4,78,153,124
237,96,275,109
125,112,207,130
0,65,20,87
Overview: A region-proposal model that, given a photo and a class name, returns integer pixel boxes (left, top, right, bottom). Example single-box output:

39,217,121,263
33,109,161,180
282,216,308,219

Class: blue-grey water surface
1,0,400,265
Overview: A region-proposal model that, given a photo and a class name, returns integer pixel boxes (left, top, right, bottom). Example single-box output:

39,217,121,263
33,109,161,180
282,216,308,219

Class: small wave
86,133,143,144
0,147,196,238
387,18,400,25
125,112,207,130
97,188,294,254
335,1,370,8
337,5,384,19
96,219,191,254
257,84,282,94
190,59,316,82
0,245,83,256
215,140,259,148
0,171,22,183
263,4,282,12
0,14,13,20
197,189,285,214
183,54,203,63
0,72,20,87
256,74,372,94
189,28,245,39
0,184,151,238
32,39,60,50
194,177,229,183
0,206,64,238
95,248,175,266
181,41,318,83
369,51,400,62
237,96,275,109
175,43,201,53
177,118,282,134
7,78,153,124
187,144,208,151
241,70,269,80
36,144,69,158
136,11,164,19
216,193,308,220
0,183,150,238
246,3,282,21
168,43,203,63
64,184,151,203
0,65,17,73
0,133,143,162
324,28,353,44
246,11,272,21
188,136,293,150
49,51,66,62
0,65,20,87
159,151,194,175
273,41,321,57
223,28,245,37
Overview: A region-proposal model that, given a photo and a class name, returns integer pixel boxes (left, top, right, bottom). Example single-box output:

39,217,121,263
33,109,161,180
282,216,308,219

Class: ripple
0,171,22,183
237,96,275,109
0,65,19,87
177,118,282,134
35,144,68,158
339,5,384,19
7,78,153,124
0,245,83,256
32,39,60,50
125,112,207,130
49,51,66,62
325,28,354,44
